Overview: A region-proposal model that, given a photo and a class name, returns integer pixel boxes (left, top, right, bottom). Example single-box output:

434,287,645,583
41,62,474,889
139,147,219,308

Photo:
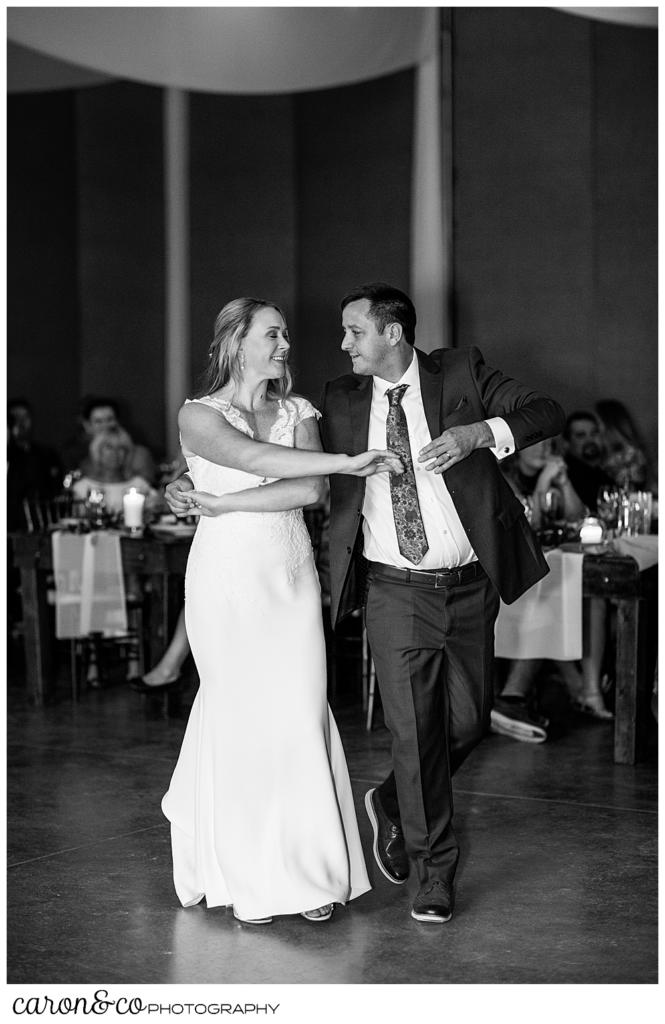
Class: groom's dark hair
341,282,417,346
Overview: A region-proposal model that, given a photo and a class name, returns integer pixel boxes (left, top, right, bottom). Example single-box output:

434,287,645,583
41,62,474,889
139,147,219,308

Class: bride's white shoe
232,908,272,925
301,904,334,922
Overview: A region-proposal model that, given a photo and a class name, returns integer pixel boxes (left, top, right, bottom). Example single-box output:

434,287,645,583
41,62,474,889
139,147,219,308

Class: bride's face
241,307,290,380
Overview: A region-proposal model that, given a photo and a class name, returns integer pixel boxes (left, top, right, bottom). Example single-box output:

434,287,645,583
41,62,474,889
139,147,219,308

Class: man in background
563,411,614,511
7,398,62,530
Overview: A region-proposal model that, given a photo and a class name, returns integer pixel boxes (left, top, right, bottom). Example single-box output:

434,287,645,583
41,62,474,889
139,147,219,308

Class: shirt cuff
485,417,515,460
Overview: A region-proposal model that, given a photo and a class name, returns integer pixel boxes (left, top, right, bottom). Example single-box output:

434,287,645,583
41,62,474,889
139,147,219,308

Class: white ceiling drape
556,7,657,29
7,7,436,95
8,8,656,96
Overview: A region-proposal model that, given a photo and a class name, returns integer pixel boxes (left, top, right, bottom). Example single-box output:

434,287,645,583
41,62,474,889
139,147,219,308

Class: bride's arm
179,401,399,479
186,416,326,515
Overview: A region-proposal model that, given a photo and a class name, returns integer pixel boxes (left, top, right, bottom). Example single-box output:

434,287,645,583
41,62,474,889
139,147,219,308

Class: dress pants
364,565,500,885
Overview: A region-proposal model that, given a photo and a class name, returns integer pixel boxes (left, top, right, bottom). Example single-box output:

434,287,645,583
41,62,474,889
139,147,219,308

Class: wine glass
596,486,621,538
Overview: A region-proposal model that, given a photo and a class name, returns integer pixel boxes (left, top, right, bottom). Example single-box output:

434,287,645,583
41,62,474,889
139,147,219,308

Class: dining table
10,528,190,706
494,537,657,766
9,529,658,765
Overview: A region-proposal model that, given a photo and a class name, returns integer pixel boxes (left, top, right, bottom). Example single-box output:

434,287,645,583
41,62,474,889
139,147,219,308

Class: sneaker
364,788,409,884
490,698,548,743
411,879,454,923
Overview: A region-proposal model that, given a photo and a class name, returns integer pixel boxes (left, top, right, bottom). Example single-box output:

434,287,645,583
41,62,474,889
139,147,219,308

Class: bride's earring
239,349,246,371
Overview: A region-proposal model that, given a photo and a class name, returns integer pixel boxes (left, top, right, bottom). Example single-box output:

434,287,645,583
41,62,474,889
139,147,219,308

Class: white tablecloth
52,530,128,638
610,534,659,571
494,549,584,661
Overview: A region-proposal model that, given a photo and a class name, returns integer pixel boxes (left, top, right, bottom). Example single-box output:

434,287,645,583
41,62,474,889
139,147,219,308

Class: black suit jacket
320,346,566,627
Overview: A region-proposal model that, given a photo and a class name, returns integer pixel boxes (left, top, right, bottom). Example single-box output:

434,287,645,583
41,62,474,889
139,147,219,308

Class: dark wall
7,92,79,451
76,83,165,455
6,73,412,457
293,70,414,401
188,92,297,391
452,7,657,462
186,75,413,404
593,19,658,455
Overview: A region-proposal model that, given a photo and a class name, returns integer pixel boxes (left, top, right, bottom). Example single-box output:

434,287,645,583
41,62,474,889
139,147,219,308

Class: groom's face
341,299,390,377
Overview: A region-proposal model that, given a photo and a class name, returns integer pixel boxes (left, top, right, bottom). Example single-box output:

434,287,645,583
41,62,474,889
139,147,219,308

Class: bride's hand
183,490,226,517
345,450,404,478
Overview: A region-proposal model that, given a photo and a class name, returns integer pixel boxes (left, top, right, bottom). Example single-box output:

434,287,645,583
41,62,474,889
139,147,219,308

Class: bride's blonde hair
193,297,293,400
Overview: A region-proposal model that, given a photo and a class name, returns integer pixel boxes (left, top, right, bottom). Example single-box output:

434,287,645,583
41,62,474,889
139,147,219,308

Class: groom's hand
164,473,195,516
418,422,494,473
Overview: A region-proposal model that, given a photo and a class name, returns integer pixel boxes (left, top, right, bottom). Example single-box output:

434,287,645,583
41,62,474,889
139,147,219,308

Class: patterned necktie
385,384,429,565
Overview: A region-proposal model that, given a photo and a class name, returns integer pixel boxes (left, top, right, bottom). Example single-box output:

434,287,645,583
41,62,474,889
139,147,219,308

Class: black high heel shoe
128,675,183,694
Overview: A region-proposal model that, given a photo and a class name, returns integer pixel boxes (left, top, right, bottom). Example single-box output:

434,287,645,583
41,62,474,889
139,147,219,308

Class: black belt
366,559,486,589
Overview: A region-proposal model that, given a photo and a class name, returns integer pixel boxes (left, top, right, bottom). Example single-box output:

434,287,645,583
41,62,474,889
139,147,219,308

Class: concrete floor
6,661,658,998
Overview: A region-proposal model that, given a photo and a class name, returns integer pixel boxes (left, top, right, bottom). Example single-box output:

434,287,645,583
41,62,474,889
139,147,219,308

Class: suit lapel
416,348,443,440
348,374,373,453
346,350,444,450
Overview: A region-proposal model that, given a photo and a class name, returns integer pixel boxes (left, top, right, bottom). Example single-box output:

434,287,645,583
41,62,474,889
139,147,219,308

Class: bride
161,297,402,924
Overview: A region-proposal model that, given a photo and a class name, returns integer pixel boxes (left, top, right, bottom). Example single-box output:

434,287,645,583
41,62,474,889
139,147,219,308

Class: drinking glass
86,488,107,530
540,488,562,524
596,486,622,537
633,491,653,534
618,491,653,535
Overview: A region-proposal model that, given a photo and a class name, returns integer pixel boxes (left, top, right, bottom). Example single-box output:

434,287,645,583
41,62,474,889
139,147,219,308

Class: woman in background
595,398,653,492
72,428,157,514
501,437,584,530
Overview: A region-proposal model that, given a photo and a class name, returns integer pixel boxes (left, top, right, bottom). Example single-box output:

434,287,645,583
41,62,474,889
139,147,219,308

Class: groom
167,282,565,924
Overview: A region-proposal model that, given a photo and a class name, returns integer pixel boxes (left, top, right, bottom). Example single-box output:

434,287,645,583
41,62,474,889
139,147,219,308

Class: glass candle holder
123,487,145,534
579,516,604,544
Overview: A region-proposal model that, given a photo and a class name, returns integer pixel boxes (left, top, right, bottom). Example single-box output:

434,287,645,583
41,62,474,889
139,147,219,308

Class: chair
21,494,84,533
51,528,145,700
68,602,144,701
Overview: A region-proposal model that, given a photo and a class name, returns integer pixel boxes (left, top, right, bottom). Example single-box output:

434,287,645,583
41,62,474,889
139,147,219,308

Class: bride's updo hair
193,297,293,400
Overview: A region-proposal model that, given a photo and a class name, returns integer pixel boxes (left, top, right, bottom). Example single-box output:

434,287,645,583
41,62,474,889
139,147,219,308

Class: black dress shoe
364,788,409,884
128,675,183,694
411,879,454,923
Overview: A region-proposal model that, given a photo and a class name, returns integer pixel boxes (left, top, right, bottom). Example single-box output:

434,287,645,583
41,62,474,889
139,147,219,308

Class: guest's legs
580,597,608,700
142,607,190,686
560,598,612,718
489,658,550,742
500,659,543,700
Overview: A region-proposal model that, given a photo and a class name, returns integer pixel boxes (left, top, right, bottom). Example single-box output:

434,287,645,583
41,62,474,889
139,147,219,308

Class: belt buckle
434,571,448,589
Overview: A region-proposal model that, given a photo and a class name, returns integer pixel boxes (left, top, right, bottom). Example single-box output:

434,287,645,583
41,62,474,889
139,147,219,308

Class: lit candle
123,487,145,530
579,517,603,544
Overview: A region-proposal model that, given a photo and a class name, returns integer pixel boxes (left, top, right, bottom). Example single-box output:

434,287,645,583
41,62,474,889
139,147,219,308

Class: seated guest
595,398,654,492
7,398,63,530
562,410,614,512
63,396,158,484
491,437,611,743
72,428,158,515
501,437,585,530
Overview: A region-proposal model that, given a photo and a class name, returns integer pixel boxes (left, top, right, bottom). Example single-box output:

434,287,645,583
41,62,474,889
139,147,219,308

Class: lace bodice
185,393,318,441
183,393,321,582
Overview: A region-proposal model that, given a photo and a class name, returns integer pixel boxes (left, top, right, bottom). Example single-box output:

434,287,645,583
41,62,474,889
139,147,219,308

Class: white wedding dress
161,393,370,920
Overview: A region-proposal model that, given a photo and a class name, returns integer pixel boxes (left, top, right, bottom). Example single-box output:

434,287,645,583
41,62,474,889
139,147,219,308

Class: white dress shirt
362,352,515,569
